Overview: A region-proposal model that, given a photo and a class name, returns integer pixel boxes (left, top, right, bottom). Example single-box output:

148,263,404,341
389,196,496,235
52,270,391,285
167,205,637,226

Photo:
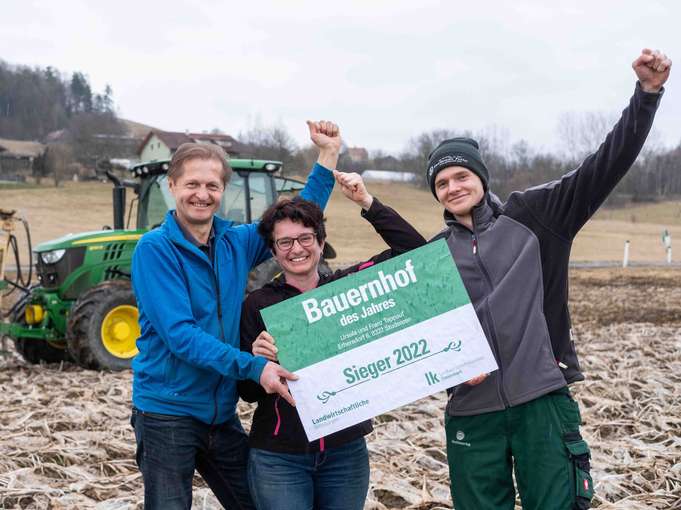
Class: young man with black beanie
427,49,671,510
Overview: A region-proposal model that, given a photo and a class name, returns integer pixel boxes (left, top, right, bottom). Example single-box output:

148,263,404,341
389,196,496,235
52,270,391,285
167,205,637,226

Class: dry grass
1,181,679,264
1,268,680,509
0,182,137,249
595,200,681,226
571,220,681,263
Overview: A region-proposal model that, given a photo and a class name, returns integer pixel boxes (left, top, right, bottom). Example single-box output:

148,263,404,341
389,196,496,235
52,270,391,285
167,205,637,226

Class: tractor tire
246,258,333,294
247,258,283,294
67,280,139,371
11,297,71,364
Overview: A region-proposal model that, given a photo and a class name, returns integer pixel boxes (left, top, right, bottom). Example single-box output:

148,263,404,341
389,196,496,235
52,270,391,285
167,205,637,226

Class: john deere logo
456,430,465,441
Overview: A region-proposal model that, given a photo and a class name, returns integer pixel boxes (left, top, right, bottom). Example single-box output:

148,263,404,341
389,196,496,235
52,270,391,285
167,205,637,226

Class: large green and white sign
261,239,497,441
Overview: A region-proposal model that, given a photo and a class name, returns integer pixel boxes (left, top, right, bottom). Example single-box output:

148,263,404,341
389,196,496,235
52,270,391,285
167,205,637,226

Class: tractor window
243,172,274,222
219,172,246,223
147,176,175,227
142,172,275,227
218,172,275,224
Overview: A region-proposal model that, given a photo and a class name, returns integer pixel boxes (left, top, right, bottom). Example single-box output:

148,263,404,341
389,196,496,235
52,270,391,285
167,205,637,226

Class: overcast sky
3,0,680,156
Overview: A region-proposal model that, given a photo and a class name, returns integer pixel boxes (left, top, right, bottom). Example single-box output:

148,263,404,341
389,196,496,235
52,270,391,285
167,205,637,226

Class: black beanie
426,137,489,197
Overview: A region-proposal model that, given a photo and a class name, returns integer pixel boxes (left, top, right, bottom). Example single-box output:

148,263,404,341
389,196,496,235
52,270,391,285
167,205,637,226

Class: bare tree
239,123,299,175
44,144,74,187
67,111,126,171
556,111,619,162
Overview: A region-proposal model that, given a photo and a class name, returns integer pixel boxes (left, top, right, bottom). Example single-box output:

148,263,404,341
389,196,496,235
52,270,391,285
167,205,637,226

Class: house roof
45,129,67,143
119,118,160,139
0,138,45,158
137,130,243,156
44,118,160,144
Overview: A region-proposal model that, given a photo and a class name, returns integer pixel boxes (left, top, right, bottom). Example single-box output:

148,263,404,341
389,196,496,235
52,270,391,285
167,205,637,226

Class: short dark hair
258,197,326,250
169,143,232,185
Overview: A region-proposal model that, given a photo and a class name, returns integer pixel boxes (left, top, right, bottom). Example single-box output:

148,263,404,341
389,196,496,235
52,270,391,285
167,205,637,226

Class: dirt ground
1,267,680,509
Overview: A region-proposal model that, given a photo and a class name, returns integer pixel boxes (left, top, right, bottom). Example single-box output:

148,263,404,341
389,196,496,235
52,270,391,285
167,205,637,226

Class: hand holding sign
465,373,488,386
259,361,298,407
253,331,278,362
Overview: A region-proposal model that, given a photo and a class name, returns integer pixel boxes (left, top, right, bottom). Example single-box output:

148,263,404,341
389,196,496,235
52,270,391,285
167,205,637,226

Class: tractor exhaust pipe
106,171,126,230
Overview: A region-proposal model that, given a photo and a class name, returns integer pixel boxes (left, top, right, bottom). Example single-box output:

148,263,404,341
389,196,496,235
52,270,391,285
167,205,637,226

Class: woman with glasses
237,170,426,510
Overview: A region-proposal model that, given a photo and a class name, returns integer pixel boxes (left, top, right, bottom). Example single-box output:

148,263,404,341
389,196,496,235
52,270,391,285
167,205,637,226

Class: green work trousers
445,387,593,510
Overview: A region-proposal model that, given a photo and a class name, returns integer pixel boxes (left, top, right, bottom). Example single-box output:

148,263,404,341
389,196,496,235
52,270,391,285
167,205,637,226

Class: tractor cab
129,158,304,230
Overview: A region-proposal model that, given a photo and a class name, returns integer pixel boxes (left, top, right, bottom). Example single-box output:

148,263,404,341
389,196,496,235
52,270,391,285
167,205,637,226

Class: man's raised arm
517,48,671,240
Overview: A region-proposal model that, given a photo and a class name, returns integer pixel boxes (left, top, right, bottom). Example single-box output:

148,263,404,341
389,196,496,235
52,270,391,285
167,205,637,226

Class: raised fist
633,48,672,93
307,120,341,153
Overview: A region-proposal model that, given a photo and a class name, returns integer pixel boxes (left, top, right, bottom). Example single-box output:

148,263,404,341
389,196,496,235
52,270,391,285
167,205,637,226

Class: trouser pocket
564,432,594,509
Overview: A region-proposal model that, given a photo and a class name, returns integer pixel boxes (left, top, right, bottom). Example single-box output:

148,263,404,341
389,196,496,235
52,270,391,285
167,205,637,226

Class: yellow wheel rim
101,305,140,359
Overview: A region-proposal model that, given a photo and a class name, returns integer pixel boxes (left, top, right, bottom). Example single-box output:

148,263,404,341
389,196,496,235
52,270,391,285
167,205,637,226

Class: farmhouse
138,130,244,162
0,138,45,182
346,146,369,163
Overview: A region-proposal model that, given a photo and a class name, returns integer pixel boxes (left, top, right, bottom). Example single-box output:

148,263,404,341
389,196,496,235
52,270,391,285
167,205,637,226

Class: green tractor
0,159,335,371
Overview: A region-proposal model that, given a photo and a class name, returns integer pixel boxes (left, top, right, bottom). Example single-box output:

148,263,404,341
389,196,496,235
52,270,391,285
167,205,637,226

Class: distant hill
118,118,161,140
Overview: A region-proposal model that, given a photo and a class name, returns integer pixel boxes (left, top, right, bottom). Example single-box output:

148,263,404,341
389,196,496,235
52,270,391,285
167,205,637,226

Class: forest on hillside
0,61,131,182
1,59,679,200
0,61,119,141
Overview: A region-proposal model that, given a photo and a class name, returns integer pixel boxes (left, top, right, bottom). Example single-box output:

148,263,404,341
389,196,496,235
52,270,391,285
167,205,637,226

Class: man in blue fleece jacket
130,121,340,509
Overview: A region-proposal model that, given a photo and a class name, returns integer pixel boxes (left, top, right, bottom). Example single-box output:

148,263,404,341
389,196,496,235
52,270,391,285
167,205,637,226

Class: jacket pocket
564,432,594,509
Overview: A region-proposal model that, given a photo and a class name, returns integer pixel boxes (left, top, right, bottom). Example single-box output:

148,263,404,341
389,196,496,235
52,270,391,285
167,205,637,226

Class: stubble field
1,181,680,509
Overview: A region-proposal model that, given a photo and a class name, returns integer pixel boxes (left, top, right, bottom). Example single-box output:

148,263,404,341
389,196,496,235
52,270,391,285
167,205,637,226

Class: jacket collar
443,192,500,232
161,210,233,250
265,270,329,294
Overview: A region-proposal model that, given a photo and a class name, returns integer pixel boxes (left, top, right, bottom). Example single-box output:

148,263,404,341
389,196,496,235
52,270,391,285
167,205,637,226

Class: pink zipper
273,396,281,436
319,437,325,451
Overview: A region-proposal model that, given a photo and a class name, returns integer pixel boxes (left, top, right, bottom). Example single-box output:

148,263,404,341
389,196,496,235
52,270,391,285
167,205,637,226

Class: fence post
623,240,630,268
662,230,672,264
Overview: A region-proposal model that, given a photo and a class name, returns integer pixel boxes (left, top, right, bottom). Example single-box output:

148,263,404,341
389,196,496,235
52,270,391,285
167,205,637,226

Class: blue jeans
131,408,255,510
247,437,370,510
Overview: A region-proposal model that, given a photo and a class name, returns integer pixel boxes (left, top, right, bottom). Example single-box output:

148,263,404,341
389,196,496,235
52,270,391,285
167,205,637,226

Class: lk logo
425,371,440,385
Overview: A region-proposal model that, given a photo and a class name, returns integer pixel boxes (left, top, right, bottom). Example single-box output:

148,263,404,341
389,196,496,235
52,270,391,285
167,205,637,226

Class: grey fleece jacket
432,83,663,416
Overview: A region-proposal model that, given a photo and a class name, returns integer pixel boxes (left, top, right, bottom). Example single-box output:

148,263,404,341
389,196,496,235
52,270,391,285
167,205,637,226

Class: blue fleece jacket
131,163,334,424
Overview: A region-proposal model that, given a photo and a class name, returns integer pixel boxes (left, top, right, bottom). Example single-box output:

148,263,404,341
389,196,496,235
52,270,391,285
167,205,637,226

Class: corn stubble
1,268,680,509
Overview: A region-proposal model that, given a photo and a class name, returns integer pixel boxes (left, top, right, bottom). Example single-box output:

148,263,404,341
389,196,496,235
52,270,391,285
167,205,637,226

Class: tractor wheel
246,258,333,294
67,280,139,371
11,297,71,364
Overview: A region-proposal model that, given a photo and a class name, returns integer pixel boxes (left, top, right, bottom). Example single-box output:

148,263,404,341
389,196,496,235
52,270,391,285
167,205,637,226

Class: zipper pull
472,236,478,254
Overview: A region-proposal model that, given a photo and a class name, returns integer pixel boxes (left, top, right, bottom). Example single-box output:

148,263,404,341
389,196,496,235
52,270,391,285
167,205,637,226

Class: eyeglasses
274,233,317,251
